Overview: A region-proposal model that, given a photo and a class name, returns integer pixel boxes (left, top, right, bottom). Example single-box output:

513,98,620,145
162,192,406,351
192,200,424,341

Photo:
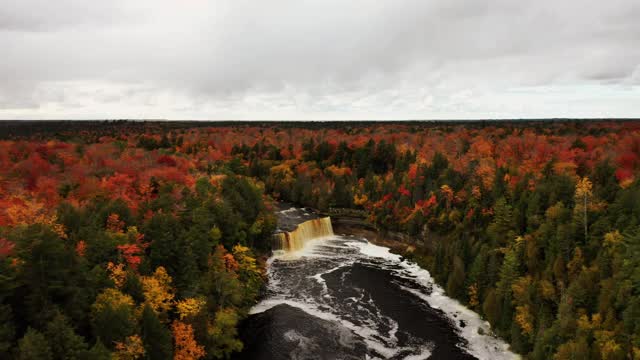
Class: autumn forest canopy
1,120,640,359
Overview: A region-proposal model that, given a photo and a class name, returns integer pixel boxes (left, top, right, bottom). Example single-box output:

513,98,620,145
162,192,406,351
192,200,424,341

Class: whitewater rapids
237,207,519,360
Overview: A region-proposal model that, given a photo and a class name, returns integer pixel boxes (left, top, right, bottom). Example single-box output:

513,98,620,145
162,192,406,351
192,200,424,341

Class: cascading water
273,217,334,252
234,206,519,360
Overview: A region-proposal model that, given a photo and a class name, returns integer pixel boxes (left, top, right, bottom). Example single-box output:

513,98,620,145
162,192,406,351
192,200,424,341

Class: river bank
332,216,421,256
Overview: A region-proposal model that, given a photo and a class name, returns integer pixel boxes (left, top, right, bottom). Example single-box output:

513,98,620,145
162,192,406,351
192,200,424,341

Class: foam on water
346,240,519,360
252,219,519,360
279,208,301,216
403,346,433,360
250,298,406,358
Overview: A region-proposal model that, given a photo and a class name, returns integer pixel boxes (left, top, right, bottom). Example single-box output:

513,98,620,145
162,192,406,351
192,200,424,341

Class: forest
0,120,639,359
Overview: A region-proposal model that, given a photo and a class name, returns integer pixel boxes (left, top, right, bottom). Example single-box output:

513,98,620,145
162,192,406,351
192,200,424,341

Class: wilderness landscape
0,120,639,359
2,0,640,358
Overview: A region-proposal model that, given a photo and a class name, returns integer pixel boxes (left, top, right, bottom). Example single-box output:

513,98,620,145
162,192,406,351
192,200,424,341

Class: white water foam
345,240,520,360
311,262,353,297
403,346,433,360
253,253,431,357
250,298,405,358
279,207,301,216
253,228,520,360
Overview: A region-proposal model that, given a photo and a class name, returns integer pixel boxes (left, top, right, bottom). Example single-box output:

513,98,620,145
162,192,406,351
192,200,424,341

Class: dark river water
234,207,518,360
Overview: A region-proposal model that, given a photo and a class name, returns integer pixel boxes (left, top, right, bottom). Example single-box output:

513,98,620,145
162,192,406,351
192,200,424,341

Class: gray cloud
0,0,639,119
0,0,129,31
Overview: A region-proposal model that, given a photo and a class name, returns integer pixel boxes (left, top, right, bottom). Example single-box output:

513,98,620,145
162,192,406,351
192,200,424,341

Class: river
234,206,519,360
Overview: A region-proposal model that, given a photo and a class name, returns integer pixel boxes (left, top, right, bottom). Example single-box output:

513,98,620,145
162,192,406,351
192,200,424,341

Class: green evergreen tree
17,328,52,360
446,256,466,299
140,305,172,360
90,289,137,348
0,304,15,355
11,225,76,327
487,198,515,246
482,288,501,325
332,176,351,208
122,271,146,304
497,240,521,298
45,312,88,360
82,340,112,360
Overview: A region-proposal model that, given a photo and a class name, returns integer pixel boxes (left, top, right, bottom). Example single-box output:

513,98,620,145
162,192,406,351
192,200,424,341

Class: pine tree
140,305,172,360
45,312,88,360
332,176,350,208
497,239,522,298
17,328,52,360
487,198,515,245
90,288,137,348
446,256,466,298
0,304,15,355
84,340,112,360
482,288,501,325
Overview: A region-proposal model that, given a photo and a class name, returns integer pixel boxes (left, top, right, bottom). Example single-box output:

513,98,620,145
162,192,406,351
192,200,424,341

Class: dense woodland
1,121,639,359
0,125,277,359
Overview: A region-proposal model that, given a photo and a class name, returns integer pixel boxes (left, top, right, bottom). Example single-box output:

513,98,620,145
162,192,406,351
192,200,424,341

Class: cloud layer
1,0,639,119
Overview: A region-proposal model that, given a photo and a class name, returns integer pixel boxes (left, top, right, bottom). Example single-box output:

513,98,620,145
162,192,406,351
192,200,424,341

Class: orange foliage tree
172,321,205,360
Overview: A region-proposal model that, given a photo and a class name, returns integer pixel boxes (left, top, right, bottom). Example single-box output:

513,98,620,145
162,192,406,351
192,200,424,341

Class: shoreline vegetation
0,120,639,359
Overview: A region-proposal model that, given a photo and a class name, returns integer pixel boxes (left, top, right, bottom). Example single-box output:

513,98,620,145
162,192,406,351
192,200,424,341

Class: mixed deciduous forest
0,120,639,359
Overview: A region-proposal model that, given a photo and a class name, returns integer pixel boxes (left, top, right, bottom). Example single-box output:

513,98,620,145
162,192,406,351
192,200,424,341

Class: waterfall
273,217,334,252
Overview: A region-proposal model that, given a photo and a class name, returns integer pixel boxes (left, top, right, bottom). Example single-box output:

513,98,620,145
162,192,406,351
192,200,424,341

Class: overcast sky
1,0,639,120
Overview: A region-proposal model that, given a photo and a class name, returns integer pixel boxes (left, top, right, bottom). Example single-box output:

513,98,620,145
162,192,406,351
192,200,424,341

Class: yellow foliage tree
232,244,262,300
468,284,479,307
353,193,368,206
232,245,260,277
5,196,66,238
141,267,175,317
107,262,127,289
92,288,135,314
515,305,534,337
576,313,601,333
538,280,556,302
176,297,206,320
574,177,593,239
269,163,294,183
574,176,593,198
440,184,454,210
603,230,623,249
594,330,624,360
